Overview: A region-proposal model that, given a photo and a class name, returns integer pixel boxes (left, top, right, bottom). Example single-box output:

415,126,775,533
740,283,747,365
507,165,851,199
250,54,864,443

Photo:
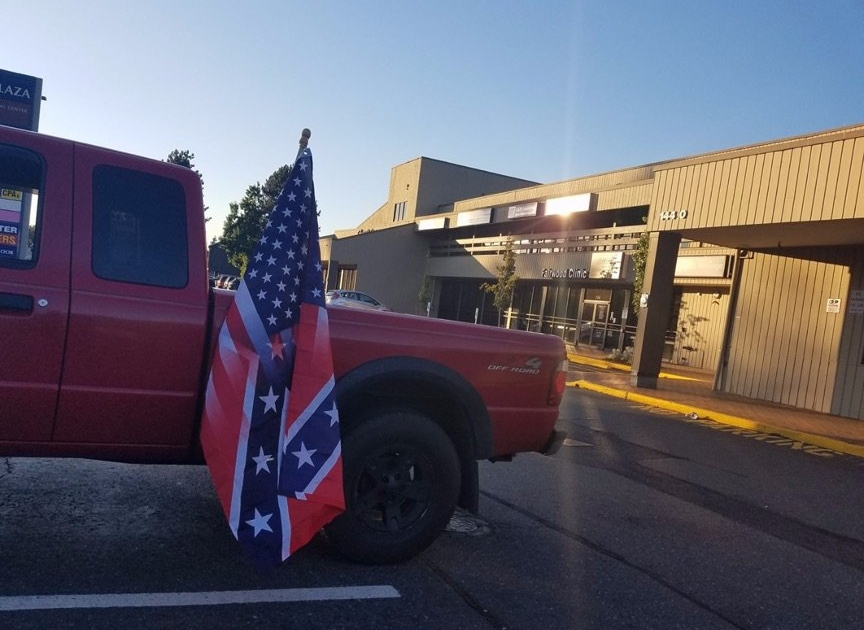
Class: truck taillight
548,359,568,405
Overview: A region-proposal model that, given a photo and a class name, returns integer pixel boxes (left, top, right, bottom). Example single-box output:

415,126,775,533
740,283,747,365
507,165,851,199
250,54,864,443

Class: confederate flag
201,145,344,570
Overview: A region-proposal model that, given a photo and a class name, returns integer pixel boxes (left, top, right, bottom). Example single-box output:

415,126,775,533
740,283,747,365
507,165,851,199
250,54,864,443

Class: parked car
210,274,240,290
326,289,389,311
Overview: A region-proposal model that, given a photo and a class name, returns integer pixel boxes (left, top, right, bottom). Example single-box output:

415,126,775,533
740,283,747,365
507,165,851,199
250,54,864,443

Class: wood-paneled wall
724,252,850,414
671,290,728,370
833,250,864,418
650,126,864,231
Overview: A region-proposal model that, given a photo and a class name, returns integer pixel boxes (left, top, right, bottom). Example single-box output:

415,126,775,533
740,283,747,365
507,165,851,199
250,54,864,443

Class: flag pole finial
296,128,311,162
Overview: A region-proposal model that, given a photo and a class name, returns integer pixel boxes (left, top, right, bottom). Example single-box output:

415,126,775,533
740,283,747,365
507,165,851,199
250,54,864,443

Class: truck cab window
0,145,43,267
92,165,189,288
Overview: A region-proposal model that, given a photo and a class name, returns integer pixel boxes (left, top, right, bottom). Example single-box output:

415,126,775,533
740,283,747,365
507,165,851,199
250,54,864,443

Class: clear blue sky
6,1,863,243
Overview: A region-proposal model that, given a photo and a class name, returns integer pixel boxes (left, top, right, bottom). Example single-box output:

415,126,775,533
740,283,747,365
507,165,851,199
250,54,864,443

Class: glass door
579,300,610,348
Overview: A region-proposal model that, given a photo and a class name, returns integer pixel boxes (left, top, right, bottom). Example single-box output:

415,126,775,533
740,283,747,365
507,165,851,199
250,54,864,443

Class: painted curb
567,353,701,381
566,353,630,372
571,379,864,459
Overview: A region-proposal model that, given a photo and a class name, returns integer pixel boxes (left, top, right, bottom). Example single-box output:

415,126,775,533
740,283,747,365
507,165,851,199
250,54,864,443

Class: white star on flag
252,447,274,475
292,442,317,468
325,404,339,427
259,387,279,413
246,509,273,537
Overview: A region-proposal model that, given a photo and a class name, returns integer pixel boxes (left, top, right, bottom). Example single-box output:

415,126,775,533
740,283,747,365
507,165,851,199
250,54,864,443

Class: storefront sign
544,193,595,216
0,222,19,257
0,187,23,258
507,202,538,219
826,298,841,314
540,252,623,280
416,216,448,231
455,207,492,227
0,69,43,131
541,267,588,279
1,188,23,220
590,252,622,280
675,255,730,278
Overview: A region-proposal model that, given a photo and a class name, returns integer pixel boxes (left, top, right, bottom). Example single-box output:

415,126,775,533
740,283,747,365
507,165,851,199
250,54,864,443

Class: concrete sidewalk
565,345,864,458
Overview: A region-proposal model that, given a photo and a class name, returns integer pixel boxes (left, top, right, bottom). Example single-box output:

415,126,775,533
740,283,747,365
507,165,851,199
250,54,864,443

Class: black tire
325,410,461,564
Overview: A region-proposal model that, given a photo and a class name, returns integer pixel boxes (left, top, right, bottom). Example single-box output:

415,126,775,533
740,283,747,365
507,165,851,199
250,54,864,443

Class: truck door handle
0,292,34,312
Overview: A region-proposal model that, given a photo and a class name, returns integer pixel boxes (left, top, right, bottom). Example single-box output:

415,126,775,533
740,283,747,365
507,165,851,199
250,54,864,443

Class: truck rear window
92,165,189,288
0,144,42,267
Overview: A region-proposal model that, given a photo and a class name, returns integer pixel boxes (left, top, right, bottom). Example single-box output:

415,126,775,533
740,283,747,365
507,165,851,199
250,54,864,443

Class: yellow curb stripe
657,372,706,382
566,354,703,381
566,353,629,372
571,380,864,459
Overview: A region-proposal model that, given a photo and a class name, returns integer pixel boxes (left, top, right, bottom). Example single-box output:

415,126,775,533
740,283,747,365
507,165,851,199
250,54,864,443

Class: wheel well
334,357,493,512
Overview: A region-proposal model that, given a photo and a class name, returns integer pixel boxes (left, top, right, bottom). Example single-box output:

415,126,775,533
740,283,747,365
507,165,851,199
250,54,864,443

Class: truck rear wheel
325,410,460,564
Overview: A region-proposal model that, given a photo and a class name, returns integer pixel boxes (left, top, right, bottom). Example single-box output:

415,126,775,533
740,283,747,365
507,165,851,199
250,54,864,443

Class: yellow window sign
1,189,24,201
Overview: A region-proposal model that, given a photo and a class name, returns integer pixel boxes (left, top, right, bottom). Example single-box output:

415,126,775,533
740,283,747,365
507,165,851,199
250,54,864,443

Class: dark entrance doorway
579,300,610,347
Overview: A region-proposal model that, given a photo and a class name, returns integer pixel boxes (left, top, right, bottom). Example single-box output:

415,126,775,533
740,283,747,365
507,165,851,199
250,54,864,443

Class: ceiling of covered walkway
677,217,864,251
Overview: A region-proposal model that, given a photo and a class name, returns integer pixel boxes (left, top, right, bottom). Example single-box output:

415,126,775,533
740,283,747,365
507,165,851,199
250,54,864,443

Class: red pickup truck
0,124,567,563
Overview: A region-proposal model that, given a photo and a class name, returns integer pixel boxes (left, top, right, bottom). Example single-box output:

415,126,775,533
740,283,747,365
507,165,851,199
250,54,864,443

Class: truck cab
0,126,211,462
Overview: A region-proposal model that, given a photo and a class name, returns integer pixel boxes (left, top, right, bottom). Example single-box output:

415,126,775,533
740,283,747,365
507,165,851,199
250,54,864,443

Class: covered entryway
632,125,864,419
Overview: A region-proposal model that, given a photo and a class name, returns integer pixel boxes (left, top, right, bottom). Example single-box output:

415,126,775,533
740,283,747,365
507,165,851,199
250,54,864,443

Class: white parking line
0,586,400,611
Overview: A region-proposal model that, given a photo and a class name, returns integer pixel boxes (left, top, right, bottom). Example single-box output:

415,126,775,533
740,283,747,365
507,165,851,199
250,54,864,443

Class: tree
418,276,433,316
165,149,196,171
481,240,518,326
631,223,650,316
219,164,292,274
165,149,209,220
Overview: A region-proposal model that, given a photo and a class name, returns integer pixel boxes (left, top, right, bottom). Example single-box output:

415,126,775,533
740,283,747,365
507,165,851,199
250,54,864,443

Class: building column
630,231,681,388
325,259,339,290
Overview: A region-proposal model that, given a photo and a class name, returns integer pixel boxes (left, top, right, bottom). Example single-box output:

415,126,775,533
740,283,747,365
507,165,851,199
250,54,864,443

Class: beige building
321,123,864,421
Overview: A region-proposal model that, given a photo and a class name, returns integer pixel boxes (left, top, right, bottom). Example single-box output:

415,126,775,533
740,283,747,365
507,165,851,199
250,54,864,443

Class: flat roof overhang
675,217,864,251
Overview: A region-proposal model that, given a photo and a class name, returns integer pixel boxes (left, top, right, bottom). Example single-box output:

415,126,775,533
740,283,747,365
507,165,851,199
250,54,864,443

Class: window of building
92,165,188,288
393,201,407,222
0,144,43,267
338,266,357,290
